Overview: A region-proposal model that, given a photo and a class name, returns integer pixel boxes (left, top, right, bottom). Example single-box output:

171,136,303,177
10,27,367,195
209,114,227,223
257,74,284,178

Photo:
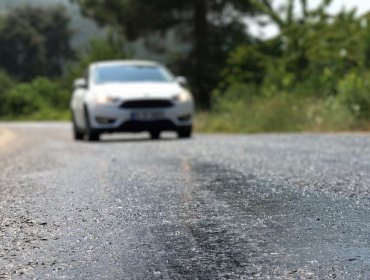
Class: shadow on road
95,133,191,143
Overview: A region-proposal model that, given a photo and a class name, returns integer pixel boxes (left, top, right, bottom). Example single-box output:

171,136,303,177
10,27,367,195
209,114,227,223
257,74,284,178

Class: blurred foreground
1,122,370,279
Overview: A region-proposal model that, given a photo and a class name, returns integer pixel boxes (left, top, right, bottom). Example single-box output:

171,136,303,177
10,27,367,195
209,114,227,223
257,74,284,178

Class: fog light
96,117,116,124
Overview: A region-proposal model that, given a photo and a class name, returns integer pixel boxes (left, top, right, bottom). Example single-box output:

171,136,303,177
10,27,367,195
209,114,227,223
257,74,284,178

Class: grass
195,94,369,133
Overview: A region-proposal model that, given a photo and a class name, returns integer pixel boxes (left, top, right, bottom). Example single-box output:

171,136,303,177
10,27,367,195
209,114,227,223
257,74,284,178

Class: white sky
320,0,370,14
249,0,370,39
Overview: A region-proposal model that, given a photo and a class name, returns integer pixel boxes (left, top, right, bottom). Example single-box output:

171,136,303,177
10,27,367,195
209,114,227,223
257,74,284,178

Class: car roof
91,60,161,68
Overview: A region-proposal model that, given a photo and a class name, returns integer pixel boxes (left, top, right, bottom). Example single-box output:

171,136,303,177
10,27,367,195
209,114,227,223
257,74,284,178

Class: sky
249,0,370,39
300,0,370,14
322,0,370,14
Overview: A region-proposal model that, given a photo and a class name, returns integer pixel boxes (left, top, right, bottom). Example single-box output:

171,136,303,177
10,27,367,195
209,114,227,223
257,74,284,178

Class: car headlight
173,90,192,103
95,94,119,105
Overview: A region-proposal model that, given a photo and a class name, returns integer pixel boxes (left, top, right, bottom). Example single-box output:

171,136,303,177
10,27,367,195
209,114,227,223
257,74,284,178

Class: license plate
131,111,165,121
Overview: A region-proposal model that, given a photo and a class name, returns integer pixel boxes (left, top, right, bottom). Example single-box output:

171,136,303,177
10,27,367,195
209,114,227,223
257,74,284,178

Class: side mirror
176,76,188,87
73,78,87,90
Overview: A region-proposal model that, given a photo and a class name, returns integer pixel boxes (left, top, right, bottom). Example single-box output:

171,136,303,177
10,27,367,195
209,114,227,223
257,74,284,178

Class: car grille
120,99,174,109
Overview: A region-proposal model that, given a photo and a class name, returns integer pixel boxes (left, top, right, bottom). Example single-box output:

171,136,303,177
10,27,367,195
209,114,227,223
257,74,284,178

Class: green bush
337,72,370,119
305,97,354,131
0,70,16,115
29,78,70,109
196,87,355,133
3,84,45,116
1,77,69,119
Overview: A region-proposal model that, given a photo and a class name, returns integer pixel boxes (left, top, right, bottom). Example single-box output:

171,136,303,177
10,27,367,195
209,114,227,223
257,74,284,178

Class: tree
72,0,256,108
235,0,365,95
0,71,16,116
0,6,75,81
65,34,131,87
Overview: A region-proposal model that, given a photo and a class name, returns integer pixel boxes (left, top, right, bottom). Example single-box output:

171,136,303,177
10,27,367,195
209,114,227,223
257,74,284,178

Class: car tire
150,130,161,140
177,126,192,139
84,107,100,142
72,115,84,141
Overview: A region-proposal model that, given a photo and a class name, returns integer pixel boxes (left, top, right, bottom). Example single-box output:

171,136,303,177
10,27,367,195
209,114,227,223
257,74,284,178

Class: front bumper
87,101,193,132
98,120,186,133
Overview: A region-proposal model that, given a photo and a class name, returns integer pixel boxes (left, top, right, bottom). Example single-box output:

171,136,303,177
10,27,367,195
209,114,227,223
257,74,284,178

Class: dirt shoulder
0,128,16,149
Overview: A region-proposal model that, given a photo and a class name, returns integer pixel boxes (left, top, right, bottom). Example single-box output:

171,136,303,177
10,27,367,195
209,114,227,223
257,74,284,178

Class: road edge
0,128,16,149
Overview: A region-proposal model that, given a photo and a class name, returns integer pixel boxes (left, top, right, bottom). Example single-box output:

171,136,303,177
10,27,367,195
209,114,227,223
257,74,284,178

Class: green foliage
0,34,131,121
220,44,267,87
222,5,366,95
198,1,370,133
196,1,370,133
0,71,16,96
4,84,45,116
0,78,69,119
64,34,131,88
0,6,74,81
197,90,355,133
0,71,16,115
337,72,370,119
68,35,130,76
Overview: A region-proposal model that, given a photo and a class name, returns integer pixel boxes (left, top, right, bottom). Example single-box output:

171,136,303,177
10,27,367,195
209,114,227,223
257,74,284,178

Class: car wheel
150,130,161,140
177,126,192,139
72,113,84,140
84,107,100,142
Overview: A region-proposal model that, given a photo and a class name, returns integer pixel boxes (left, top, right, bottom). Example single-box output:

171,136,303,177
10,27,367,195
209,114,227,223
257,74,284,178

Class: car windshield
94,64,175,84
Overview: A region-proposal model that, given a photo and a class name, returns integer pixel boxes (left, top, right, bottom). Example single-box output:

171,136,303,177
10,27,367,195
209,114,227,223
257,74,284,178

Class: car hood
92,82,183,100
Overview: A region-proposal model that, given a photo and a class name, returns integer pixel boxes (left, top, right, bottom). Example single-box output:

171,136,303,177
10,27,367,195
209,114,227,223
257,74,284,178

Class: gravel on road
0,122,370,279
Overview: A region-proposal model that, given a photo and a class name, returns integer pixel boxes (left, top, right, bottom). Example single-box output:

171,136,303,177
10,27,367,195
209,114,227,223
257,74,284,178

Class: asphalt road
1,122,370,279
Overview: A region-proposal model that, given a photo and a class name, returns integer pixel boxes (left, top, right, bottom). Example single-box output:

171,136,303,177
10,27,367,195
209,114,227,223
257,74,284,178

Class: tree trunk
193,0,211,108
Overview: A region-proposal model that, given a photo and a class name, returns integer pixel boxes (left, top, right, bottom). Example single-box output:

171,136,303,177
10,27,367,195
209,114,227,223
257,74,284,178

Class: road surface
0,122,370,279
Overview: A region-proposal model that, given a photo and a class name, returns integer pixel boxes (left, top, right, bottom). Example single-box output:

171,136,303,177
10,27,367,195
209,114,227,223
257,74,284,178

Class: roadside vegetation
1,0,370,133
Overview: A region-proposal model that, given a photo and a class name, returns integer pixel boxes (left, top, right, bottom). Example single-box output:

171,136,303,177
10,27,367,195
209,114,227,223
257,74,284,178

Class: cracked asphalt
0,122,370,279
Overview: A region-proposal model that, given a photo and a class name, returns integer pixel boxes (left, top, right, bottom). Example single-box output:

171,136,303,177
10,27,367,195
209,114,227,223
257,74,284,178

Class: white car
70,60,194,141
